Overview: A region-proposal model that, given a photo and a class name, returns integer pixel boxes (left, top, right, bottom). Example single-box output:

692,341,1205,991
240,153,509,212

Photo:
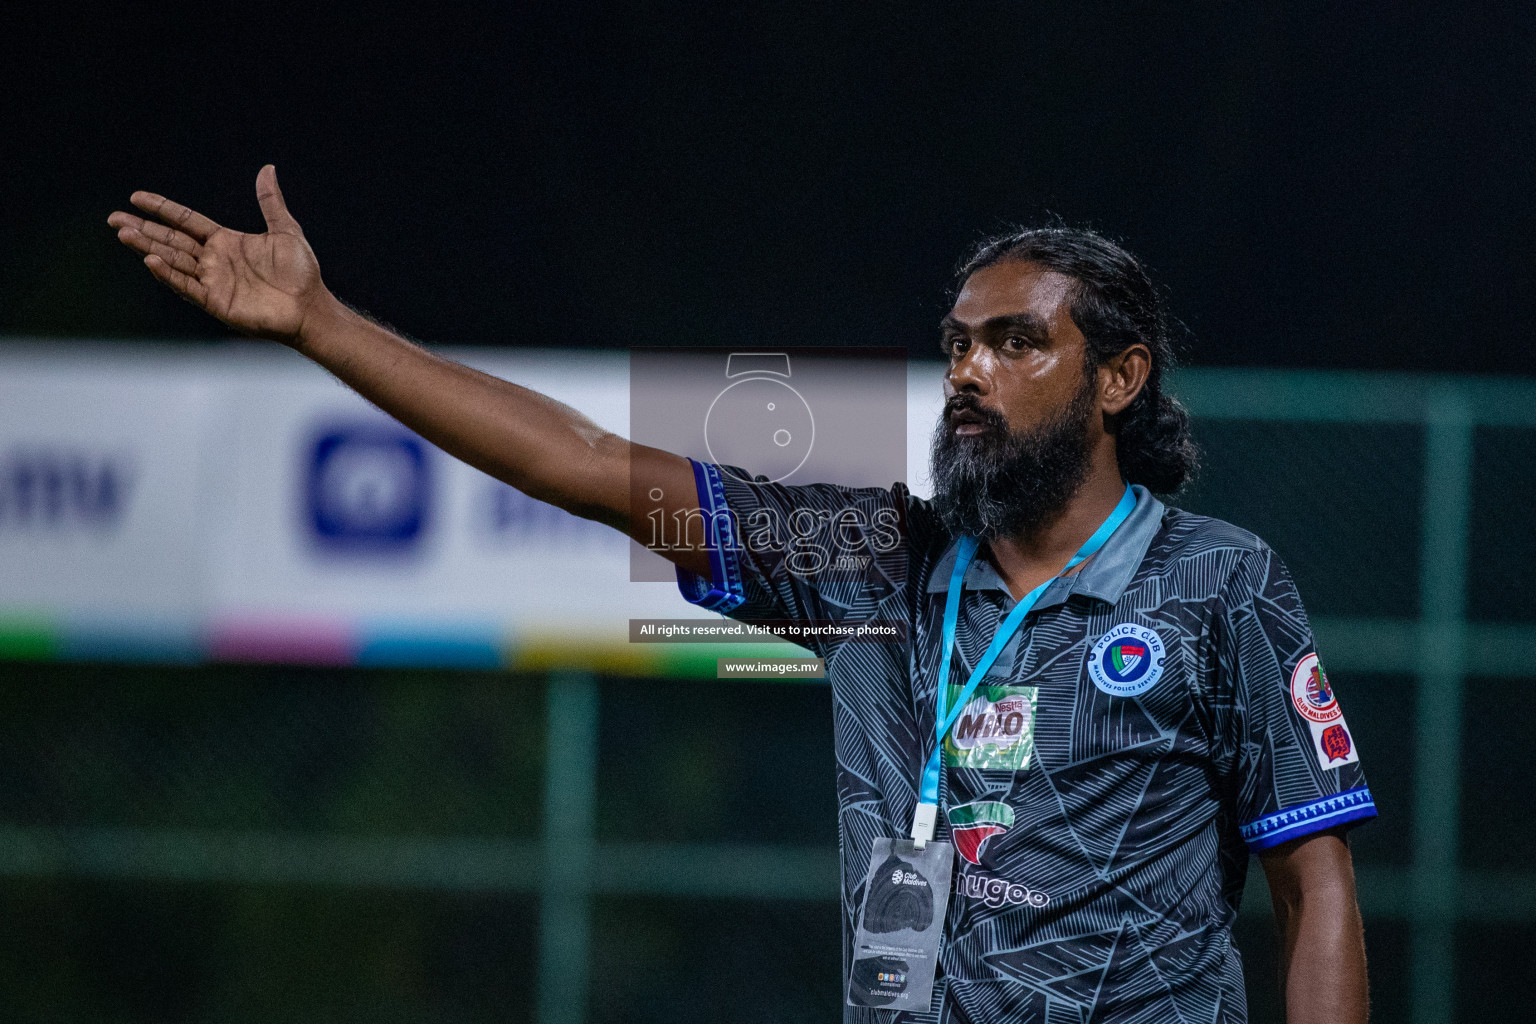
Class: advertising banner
0,344,944,673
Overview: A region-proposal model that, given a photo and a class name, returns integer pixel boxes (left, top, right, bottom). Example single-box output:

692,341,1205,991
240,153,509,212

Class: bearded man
110,168,1374,1023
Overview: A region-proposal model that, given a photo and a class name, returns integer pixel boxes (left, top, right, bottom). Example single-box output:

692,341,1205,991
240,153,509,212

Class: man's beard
929,377,1097,541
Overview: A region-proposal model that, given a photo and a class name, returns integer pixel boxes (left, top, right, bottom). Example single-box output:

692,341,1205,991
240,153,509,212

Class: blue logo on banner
0,449,134,531
307,425,430,553
1087,623,1166,697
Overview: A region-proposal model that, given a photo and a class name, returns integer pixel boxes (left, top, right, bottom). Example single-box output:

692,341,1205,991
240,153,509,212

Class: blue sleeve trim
1240,786,1377,852
673,459,747,613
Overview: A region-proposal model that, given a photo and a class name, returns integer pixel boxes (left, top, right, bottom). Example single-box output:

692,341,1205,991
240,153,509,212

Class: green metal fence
1176,369,1535,1024
1,367,1533,1023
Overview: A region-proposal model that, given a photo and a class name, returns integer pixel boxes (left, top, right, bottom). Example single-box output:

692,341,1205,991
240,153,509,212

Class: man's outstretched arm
1259,825,1370,1023
108,165,707,576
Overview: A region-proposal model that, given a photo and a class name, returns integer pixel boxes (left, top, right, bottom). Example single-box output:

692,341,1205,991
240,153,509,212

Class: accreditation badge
845,838,954,1012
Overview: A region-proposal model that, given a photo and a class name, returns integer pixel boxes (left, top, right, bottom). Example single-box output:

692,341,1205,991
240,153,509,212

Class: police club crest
1087,623,1166,697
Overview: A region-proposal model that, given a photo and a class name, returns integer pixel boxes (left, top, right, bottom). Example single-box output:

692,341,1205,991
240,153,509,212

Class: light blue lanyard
913,484,1136,841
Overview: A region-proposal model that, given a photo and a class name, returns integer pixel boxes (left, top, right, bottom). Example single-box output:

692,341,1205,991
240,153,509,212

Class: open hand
108,165,325,344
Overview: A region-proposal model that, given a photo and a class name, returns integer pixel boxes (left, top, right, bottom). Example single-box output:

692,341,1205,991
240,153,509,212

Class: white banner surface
0,344,944,671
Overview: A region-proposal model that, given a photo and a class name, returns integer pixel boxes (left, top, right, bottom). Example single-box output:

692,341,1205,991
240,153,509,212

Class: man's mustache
942,394,1011,433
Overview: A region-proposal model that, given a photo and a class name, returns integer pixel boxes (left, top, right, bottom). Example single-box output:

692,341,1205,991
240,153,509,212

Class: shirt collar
925,484,1166,608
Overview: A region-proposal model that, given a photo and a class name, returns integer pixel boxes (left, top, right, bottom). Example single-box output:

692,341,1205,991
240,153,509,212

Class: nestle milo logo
941,685,1037,770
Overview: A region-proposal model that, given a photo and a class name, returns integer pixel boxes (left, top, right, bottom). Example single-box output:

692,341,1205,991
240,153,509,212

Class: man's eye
943,337,968,356
1004,335,1030,350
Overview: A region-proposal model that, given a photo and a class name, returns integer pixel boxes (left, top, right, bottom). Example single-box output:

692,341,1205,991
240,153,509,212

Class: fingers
255,164,302,234
112,215,202,275
111,205,205,281
108,211,204,258
130,233,201,277
143,253,210,307
130,191,221,242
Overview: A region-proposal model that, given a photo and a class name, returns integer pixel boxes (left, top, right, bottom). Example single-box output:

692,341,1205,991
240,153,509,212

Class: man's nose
946,344,993,394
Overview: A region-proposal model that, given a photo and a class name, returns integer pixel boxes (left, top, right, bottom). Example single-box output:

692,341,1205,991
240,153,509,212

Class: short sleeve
1215,547,1378,853
674,460,917,656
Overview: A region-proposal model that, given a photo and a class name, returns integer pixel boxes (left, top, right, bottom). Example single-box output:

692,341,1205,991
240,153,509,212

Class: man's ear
1099,344,1152,416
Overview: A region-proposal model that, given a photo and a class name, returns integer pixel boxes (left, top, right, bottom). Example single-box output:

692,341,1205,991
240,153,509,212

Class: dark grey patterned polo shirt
676,459,1376,1023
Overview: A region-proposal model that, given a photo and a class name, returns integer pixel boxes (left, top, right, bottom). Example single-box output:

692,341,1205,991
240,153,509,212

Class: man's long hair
956,226,1199,495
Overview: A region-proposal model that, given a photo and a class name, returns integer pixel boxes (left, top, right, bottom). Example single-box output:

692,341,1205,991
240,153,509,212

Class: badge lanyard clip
912,484,1136,848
